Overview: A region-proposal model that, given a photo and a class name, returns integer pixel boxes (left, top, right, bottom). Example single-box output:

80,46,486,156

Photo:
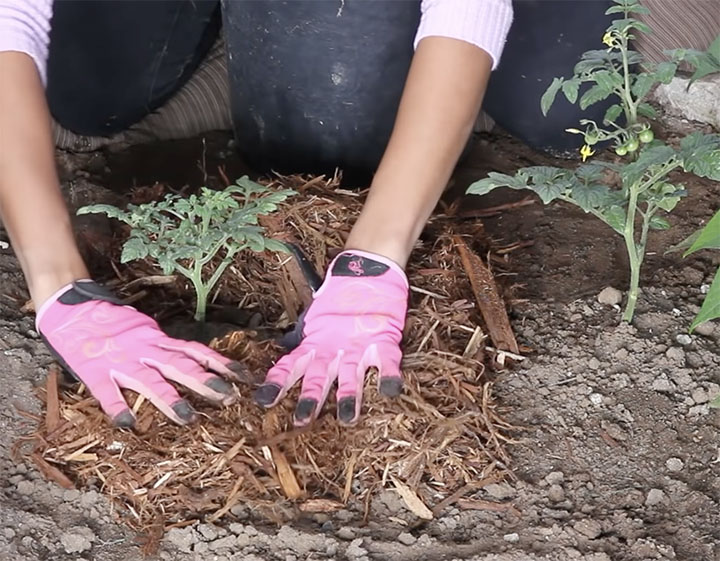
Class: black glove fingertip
254,383,281,406
337,397,357,424
379,377,403,398
112,410,136,429
294,398,317,422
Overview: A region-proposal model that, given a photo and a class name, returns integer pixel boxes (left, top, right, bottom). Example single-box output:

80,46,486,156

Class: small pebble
545,471,564,485
548,484,565,503
645,488,667,506
676,334,692,346
598,287,623,306
665,347,685,363
692,387,709,404
574,519,603,540
397,532,416,546
589,393,603,405
336,527,356,541
16,481,34,496
503,533,520,543
665,457,684,472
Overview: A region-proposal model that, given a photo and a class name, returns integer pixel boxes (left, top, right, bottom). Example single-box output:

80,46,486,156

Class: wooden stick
455,237,519,355
45,367,61,434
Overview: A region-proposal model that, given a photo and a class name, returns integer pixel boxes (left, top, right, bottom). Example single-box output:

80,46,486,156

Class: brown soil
0,126,718,561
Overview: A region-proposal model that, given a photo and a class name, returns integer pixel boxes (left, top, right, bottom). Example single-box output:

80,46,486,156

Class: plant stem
622,182,642,322
619,34,637,126
191,260,208,322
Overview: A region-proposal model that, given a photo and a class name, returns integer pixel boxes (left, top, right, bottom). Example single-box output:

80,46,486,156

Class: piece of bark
455,237,519,355
45,367,61,434
31,453,74,489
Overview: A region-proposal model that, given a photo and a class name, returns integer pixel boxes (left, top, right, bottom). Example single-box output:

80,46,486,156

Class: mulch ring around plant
16,174,525,553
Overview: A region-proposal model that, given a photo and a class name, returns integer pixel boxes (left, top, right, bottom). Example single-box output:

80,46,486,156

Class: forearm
0,52,88,305
345,36,493,267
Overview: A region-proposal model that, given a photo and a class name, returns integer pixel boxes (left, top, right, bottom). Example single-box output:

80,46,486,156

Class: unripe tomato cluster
615,128,654,156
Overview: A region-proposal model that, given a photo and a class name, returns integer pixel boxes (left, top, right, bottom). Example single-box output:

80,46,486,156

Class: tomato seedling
78,176,294,322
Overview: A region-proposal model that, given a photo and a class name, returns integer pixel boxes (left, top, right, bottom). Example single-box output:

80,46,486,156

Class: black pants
48,0,613,174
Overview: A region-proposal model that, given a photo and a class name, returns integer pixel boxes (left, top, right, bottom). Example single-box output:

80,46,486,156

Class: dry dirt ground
0,128,719,561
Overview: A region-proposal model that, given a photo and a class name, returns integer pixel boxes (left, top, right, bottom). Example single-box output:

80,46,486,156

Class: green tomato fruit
639,129,654,143
626,138,639,152
615,145,628,156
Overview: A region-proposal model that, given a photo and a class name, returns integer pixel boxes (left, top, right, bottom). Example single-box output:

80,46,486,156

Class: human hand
36,280,245,427
255,250,408,425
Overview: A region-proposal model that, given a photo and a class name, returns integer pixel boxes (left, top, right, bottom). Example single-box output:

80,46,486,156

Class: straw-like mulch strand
20,173,523,550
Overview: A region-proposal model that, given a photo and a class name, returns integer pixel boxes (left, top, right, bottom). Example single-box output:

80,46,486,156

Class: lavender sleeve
415,0,514,69
0,0,53,84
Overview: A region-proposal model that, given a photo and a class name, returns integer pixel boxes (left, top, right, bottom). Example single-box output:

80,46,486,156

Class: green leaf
665,230,700,255
76,204,130,222
690,267,720,331
571,183,611,212
467,171,530,195
263,238,291,254
654,61,677,84
594,70,623,92
603,104,623,124
562,78,581,104
579,83,614,110
621,145,676,186
649,215,671,230
120,238,149,263
679,132,720,180
686,211,720,255
603,205,627,234
637,102,658,118
631,72,657,99
541,77,564,116
656,196,681,212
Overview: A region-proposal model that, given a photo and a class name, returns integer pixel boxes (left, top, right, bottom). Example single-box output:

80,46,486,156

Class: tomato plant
468,0,720,322
78,177,294,322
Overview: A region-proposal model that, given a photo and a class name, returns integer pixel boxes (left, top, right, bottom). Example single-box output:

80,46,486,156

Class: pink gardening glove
255,250,409,425
36,280,245,428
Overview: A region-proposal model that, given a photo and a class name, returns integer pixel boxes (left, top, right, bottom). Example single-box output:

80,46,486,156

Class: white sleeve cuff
414,0,514,70
0,0,53,84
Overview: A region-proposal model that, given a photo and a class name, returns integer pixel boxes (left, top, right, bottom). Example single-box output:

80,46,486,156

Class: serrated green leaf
595,70,623,91
685,211,720,255
580,83,614,110
605,5,627,14
571,183,612,212
541,77,564,116
654,61,677,84
649,215,671,230
656,197,681,212
679,133,720,180
562,78,580,104
631,72,657,99
603,104,623,124
263,238,291,254
467,172,530,195
120,238,149,263
637,102,658,118
621,145,676,187
575,163,607,183
691,267,720,331
603,205,627,234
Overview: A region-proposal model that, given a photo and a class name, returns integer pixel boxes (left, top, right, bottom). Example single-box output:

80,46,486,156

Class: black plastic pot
222,0,421,178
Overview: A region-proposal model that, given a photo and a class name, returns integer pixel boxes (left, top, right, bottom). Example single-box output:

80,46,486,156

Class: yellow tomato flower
602,31,615,47
580,144,595,162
